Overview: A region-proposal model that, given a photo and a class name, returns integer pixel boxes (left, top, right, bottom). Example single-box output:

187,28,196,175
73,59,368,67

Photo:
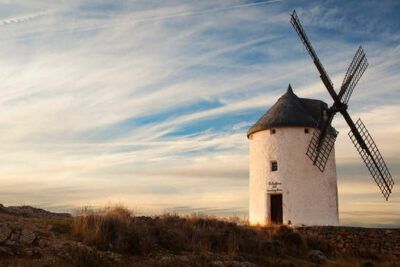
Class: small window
304,128,309,134
271,161,278,172
270,129,276,135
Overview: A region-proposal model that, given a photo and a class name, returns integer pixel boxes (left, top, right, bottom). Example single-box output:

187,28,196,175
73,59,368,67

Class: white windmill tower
248,85,339,226
247,11,394,226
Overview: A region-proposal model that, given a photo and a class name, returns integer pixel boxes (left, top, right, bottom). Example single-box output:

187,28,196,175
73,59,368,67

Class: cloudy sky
0,0,399,227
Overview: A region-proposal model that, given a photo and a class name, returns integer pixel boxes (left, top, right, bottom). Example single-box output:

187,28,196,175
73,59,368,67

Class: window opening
271,161,278,172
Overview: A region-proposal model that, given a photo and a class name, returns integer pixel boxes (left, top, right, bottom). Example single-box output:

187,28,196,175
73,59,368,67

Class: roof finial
287,84,293,93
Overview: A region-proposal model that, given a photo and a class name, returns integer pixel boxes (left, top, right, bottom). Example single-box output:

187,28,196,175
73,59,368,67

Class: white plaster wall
249,127,339,226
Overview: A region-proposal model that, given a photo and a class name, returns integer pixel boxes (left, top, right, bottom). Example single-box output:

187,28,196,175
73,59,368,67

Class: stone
210,261,224,267
273,259,300,267
20,229,36,244
37,238,50,248
23,247,41,257
0,246,14,256
0,224,11,243
210,261,258,267
237,262,258,267
4,240,16,246
308,249,328,264
362,260,376,267
9,230,21,241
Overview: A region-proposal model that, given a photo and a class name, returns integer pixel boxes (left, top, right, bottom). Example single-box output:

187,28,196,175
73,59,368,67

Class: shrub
72,206,137,253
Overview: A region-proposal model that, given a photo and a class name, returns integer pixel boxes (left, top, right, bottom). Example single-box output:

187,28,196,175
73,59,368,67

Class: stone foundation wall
297,226,400,258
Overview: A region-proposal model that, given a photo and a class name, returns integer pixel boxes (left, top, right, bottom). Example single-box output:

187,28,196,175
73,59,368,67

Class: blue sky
0,0,399,227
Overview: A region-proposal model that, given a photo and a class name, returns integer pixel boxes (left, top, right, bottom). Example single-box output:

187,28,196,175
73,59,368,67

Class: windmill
290,10,394,200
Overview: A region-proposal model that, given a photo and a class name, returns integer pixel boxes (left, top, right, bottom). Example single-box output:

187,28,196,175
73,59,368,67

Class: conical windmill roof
247,85,329,137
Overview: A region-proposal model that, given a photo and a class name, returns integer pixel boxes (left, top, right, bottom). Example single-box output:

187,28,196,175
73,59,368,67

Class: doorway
270,194,283,224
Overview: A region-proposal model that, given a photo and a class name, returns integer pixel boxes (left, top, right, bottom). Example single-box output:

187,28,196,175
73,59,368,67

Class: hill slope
0,205,398,267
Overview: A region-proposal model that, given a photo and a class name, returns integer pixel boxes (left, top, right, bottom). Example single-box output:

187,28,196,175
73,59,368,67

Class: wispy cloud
0,10,49,26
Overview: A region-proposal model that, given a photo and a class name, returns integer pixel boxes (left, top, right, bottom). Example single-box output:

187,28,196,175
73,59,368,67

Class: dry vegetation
71,205,304,264
0,205,398,267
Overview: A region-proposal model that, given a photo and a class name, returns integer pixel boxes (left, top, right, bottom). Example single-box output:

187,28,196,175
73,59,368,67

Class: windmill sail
290,10,339,103
338,46,368,104
348,119,394,200
306,110,338,172
306,128,338,172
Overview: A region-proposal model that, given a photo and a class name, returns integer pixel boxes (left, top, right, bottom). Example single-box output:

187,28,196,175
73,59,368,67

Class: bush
72,206,140,253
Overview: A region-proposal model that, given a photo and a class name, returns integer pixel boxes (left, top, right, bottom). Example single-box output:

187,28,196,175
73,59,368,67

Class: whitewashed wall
249,127,339,226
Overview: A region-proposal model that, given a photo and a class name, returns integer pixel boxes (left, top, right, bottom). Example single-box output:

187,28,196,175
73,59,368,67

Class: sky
0,0,399,227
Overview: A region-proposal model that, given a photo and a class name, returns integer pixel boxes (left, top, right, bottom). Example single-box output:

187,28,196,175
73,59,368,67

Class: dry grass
72,205,133,251
70,205,307,264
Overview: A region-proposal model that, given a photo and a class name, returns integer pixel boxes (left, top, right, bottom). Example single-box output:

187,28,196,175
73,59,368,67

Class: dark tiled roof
247,85,329,137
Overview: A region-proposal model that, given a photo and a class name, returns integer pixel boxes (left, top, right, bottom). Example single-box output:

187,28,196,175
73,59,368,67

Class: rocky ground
0,204,122,266
0,204,398,267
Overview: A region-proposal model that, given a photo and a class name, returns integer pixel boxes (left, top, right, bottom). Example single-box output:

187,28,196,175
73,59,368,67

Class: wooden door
270,194,283,224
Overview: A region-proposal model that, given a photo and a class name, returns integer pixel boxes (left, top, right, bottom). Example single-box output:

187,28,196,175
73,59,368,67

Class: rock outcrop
0,204,70,219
